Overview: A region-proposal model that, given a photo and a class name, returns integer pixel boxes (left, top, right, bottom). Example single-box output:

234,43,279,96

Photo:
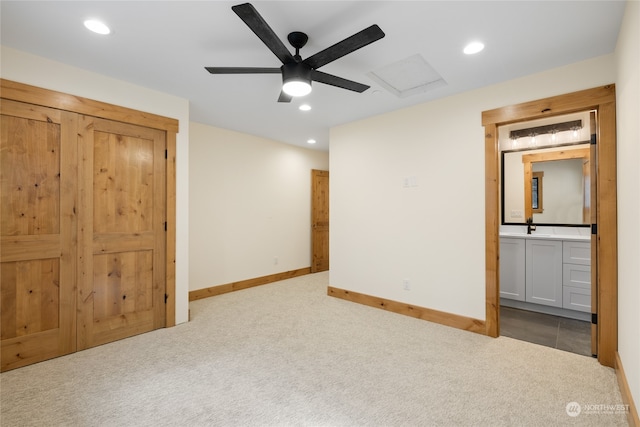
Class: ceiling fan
205,2,385,102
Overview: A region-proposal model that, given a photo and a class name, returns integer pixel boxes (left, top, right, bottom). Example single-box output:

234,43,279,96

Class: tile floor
500,306,593,357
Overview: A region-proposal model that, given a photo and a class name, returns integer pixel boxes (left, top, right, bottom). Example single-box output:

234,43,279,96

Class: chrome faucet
526,217,537,234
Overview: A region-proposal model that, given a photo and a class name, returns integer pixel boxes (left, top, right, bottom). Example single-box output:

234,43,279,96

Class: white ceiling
0,1,626,151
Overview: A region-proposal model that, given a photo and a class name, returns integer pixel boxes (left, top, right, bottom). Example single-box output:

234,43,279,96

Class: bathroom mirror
501,143,591,226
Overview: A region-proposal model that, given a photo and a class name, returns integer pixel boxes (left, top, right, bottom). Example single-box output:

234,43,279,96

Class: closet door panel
0,100,77,371
77,116,166,350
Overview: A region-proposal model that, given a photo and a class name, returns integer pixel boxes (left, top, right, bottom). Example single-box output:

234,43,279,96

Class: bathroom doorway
482,85,618,367
496,111,594,357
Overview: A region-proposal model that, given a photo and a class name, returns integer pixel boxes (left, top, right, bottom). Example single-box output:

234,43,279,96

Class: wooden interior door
311,170,329,273
77,116,166,350
1,100,77,371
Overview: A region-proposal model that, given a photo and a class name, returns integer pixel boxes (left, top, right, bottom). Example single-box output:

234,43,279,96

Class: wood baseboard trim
327,286,486,334
616,351,639,427
189,268,312,301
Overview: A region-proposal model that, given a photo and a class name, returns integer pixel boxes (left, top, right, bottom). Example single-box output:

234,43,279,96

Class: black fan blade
311,70,369,93
303,24,385,70
277,91,292,103
232,3,295,65
206,67,281,74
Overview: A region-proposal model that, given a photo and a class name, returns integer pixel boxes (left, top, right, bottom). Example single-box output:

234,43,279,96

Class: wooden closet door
77,116,166,349
0,100,77,371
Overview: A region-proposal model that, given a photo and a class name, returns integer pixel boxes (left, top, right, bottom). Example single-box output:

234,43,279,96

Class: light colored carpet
0,272,628,426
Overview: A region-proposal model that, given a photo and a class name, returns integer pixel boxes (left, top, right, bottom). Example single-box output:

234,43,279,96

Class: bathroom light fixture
463,41,484,55
84,19,111,35
509,120,582,140
282,63,312,97
571,126,581,138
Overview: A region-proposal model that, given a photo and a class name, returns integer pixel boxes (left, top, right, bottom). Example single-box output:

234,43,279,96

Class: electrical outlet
402,279,410,290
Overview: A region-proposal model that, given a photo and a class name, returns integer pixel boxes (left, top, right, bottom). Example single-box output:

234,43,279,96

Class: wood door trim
595,100,618,367
482,84,617,367
484,123,500,337
165,131,176,326
1,79,178,133
481,85,616,125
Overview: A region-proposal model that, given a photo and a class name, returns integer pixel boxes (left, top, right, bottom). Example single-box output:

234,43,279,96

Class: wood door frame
0,79,178,327
482,85,617,367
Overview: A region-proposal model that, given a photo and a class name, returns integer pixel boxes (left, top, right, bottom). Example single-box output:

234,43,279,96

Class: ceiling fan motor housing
282,62,312,86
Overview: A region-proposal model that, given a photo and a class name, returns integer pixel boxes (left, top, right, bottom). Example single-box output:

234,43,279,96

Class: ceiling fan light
282,62,312,97
283,80,312,97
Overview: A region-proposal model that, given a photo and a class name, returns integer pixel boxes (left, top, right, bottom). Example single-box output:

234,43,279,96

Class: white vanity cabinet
499,235,591,315
562,241,591,312
525,239,563,307
499,238,526,301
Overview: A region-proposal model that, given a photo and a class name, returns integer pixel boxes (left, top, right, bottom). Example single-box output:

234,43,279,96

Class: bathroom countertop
499,232,590,242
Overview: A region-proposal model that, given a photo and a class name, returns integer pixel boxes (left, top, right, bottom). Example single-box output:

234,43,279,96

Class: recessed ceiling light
84,19,111,35
463,41,484,55
299,104,311,111
307,139,316,144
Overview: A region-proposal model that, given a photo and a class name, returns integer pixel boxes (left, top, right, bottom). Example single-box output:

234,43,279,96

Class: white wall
0,46,190,325
615,0,640,414
189,122,329,290
330,54,615,321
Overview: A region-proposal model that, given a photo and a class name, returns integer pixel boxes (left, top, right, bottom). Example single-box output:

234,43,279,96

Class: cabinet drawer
563,263,591,289
563,241,590,265
563,285,591,312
